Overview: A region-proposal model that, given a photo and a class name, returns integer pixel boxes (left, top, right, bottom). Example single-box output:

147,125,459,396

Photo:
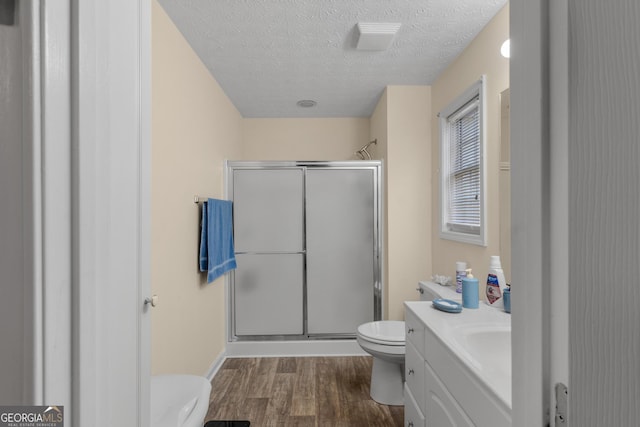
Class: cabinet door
305,168,376,334
233,168,304,253
234,253,304,336
404,383,426,427
424,361,474,427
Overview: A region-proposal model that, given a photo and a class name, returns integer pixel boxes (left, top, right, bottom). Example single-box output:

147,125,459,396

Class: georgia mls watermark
0,406,63,427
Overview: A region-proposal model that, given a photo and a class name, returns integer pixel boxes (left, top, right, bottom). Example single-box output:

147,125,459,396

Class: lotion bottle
462,269,479,309
455,261,467,293
485,255,507,309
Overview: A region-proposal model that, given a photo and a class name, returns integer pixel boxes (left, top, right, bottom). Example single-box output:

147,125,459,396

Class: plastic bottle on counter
462,269,479,309
485,255,507,309
503,284,511,313
455,261,467,293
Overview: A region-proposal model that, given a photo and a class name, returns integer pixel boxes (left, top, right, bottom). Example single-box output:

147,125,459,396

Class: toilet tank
417,281,462,302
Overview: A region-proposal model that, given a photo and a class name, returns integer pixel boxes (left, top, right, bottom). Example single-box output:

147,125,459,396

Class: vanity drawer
405,340,426,414
404,383,425,427
405,308,425,355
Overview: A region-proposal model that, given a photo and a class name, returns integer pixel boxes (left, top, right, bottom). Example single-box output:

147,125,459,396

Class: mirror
499,88,511,283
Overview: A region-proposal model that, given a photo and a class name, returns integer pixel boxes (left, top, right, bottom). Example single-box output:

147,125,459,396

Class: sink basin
452,324,511,402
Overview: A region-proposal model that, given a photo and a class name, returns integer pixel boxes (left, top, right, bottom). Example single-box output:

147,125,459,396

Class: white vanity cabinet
404,309,426,427
404,301,512,427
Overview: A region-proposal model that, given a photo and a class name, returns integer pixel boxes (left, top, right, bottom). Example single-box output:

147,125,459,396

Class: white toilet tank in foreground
151,375,211,427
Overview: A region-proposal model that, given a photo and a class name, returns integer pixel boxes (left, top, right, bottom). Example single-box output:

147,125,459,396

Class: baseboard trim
204,349,228,382
225,339,367,358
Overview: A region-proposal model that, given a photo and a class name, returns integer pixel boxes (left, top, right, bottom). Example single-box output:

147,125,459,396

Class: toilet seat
357,321,405,346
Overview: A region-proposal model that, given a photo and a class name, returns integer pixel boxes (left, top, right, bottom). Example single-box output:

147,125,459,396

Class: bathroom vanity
404,301,511,427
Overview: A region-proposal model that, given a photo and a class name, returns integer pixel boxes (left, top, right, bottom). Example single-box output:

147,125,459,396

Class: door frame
510,0,549,425
35,0,152,425
71,0,152,425
548,1,569,425
511,0,568,425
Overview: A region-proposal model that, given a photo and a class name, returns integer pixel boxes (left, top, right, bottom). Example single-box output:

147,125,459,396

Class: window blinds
446,96,480,234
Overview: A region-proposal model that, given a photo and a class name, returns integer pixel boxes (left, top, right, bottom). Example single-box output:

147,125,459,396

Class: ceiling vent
355,23,401,51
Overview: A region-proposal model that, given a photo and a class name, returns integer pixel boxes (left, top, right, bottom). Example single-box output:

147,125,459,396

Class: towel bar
194,196,209,204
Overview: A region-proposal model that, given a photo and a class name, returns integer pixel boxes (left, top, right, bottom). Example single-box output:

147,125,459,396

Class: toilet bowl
151,375,211,427
357,320,406,405
357,281,462,406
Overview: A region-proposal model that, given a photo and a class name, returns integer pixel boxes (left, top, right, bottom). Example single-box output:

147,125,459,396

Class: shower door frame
225,160,383,342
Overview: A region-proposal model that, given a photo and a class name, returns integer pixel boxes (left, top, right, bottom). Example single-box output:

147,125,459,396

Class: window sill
439,230,487,247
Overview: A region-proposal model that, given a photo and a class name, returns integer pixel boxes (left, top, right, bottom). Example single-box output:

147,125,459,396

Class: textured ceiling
158,0,508,118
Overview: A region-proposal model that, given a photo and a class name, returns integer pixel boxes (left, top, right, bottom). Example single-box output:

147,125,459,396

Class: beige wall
430,5,510,295
371,87,432,320
242,118,370,160
151,0,243,375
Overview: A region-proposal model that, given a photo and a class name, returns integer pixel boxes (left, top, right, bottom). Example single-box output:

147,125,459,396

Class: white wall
568,1,640,424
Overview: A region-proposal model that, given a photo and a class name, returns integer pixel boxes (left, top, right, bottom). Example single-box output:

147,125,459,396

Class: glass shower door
232,168,305,336
305,168,377,335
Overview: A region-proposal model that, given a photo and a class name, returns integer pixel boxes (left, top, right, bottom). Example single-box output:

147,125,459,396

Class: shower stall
226,161,382,341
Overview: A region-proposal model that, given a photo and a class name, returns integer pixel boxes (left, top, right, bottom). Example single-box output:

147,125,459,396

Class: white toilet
151,375,212,427
357,320,406,405
356,281,462,405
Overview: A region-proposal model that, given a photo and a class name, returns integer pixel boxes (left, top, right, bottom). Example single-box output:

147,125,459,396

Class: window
439,77,486,246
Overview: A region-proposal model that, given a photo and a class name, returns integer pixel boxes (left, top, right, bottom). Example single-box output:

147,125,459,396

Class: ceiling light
296,100,317,108
356,23,401,51
500,39,510,58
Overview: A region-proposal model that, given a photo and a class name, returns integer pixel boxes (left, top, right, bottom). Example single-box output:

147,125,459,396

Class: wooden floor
205,356,404,427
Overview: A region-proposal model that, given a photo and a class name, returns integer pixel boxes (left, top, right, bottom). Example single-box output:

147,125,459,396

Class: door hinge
555,383,568,425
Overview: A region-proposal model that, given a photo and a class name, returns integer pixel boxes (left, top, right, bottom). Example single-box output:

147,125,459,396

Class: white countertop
405,300,512,410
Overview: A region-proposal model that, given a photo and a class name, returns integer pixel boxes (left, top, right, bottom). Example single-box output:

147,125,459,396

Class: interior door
305,168,376,335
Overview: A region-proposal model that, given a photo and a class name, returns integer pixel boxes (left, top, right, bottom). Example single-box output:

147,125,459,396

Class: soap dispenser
485,255,507,309
462,269,479,309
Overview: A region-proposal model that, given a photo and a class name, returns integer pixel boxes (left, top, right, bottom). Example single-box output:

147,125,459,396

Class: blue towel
199,198,237,283
198,201,209,272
